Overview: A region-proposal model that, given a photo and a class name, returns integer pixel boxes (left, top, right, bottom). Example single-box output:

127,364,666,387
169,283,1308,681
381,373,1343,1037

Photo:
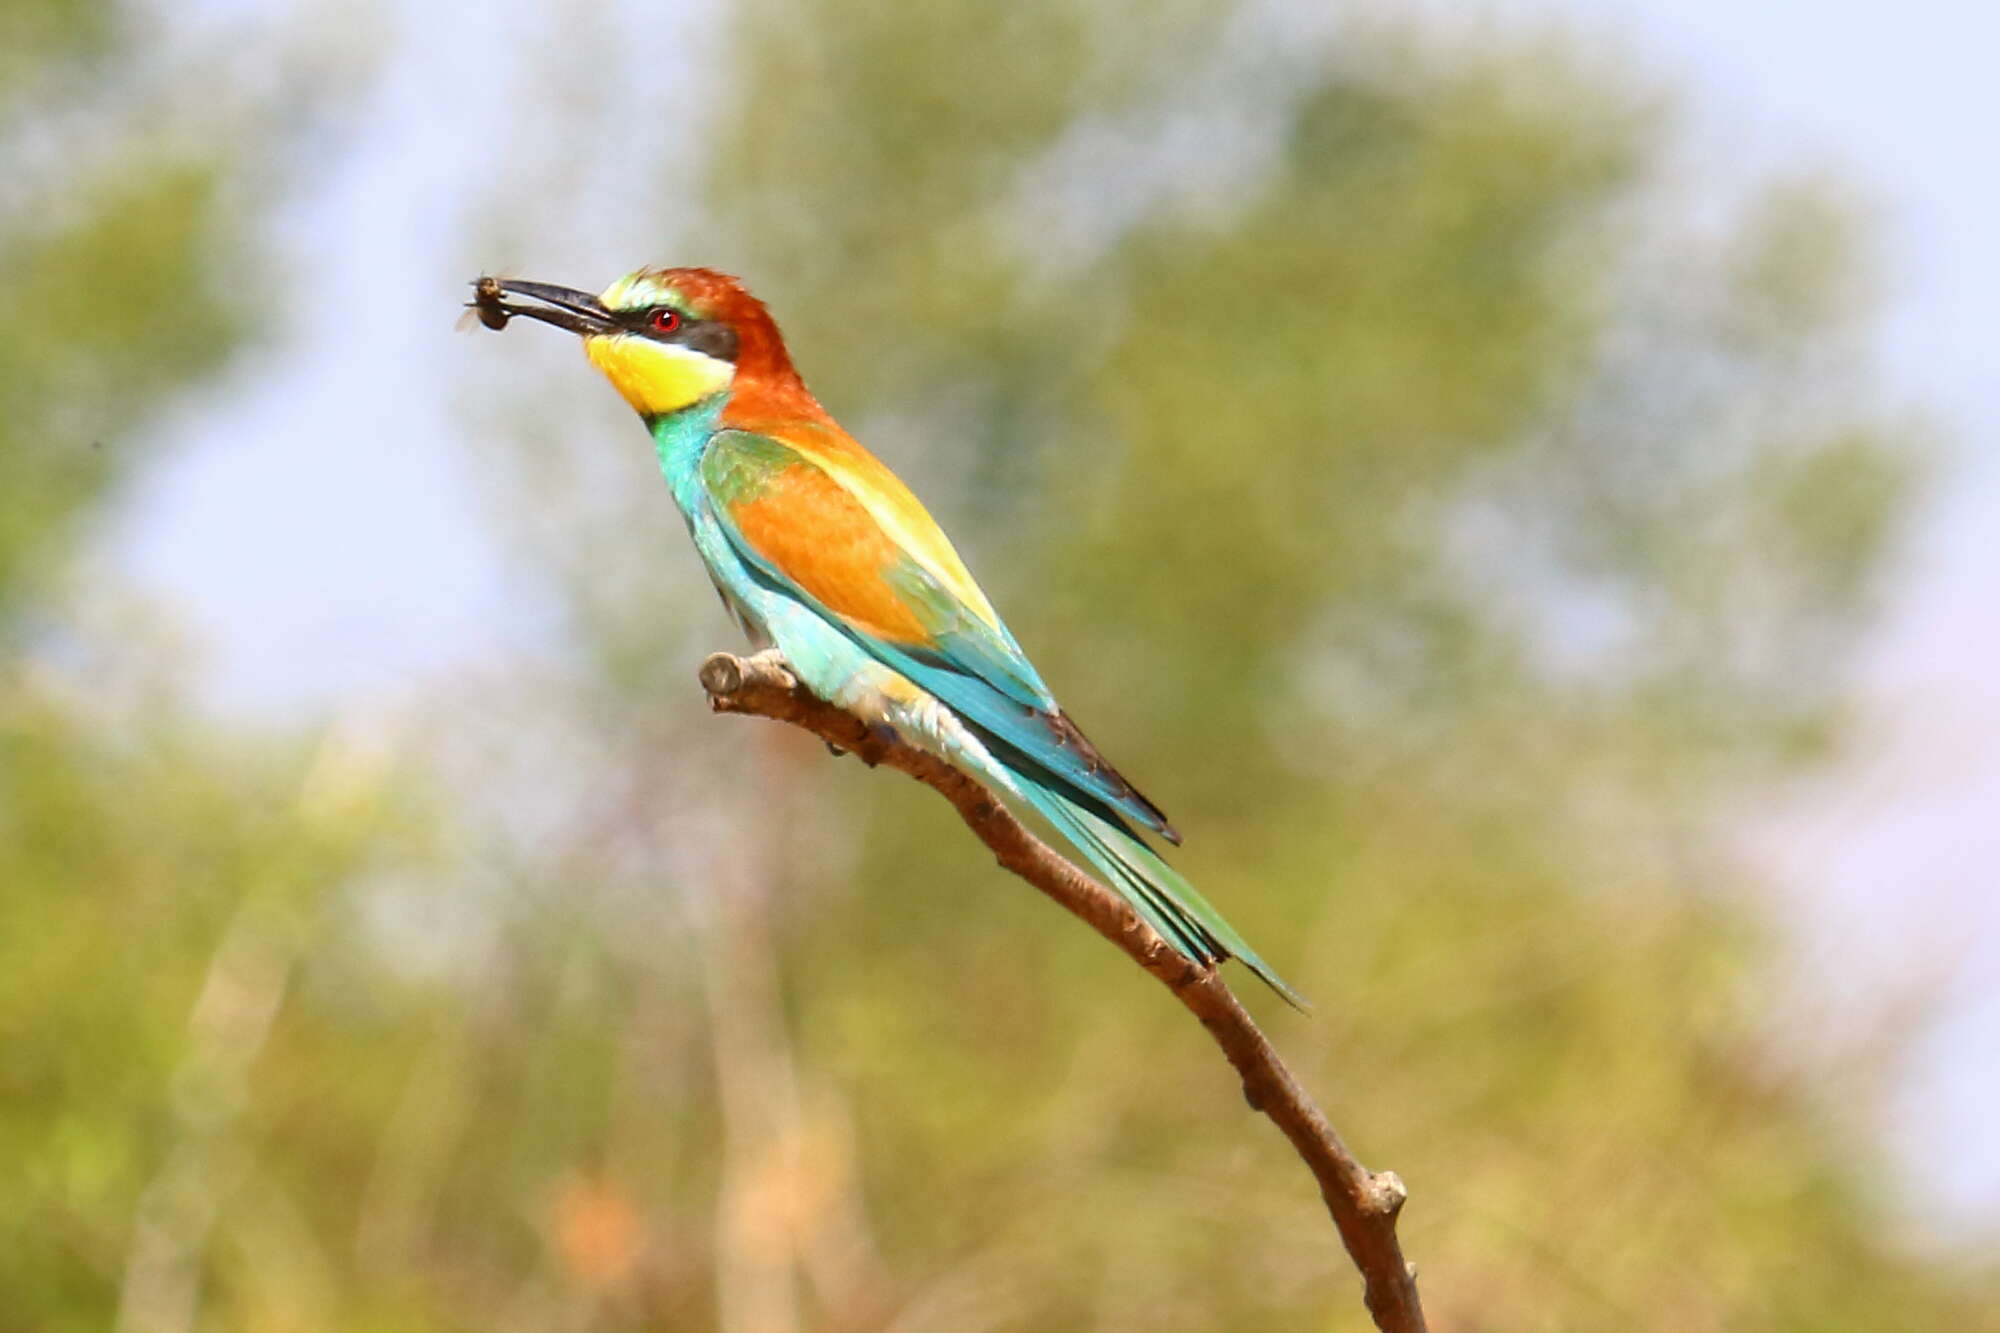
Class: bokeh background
6,1,1997,1329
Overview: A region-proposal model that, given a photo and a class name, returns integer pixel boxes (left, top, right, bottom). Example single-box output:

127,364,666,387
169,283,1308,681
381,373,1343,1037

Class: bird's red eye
649,308,682,335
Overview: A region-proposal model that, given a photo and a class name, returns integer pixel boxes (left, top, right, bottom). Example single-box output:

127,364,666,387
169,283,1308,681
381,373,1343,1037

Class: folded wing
700,426,1180,844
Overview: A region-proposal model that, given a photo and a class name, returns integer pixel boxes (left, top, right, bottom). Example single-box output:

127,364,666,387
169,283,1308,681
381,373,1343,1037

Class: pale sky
110,0,1999,1238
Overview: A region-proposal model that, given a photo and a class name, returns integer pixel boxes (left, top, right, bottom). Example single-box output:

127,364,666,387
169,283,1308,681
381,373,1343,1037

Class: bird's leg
744,646,793,682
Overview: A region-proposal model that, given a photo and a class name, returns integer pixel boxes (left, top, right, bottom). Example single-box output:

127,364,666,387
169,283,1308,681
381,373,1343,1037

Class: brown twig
697,650,1429,1333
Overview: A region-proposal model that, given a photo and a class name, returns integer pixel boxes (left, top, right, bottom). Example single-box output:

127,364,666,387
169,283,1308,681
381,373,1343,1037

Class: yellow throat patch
583,334,734,417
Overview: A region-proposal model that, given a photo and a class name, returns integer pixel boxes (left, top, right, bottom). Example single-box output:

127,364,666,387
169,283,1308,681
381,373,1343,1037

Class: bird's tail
1014,778,1309,1011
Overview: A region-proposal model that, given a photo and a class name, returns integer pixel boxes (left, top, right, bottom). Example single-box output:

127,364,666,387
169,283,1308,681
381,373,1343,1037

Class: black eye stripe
622,306,740,363
616,305,673,335
683,320,739,362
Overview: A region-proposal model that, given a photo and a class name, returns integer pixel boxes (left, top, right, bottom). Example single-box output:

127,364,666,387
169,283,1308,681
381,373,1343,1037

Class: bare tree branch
697,650,1429,1333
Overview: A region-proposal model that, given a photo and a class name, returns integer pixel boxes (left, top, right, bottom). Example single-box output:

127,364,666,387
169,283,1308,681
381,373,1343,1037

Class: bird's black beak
468,276,618,337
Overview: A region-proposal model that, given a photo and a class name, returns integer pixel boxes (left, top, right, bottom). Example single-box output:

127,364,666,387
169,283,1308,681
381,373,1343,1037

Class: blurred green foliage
4,2,1995,1331
0,163,237,618
0,5,424,1332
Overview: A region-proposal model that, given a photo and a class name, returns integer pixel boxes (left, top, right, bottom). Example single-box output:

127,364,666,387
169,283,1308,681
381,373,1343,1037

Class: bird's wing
699,425,1178,842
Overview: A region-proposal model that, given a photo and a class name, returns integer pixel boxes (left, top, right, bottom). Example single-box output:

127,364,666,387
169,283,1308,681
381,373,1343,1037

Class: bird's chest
650,407,776,636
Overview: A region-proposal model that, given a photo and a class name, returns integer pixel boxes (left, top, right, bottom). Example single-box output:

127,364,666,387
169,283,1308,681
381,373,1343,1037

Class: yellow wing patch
762,423,1004,632
730,463,933,644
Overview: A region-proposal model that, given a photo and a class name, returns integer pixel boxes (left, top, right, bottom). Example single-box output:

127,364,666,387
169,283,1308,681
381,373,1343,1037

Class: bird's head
473,267,798,420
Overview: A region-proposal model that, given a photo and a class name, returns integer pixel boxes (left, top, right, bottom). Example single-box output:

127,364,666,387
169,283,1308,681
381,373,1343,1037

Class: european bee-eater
473,268,1299,1006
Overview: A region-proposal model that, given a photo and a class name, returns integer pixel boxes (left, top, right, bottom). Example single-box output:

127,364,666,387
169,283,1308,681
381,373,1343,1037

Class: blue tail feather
1014,778,1308,1011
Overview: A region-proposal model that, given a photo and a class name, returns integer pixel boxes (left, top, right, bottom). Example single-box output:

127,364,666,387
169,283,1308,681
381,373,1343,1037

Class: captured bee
456,273,516,333
472,274,510,329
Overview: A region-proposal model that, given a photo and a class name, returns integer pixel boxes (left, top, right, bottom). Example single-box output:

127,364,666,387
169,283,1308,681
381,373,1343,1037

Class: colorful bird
472,268,1300,1006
